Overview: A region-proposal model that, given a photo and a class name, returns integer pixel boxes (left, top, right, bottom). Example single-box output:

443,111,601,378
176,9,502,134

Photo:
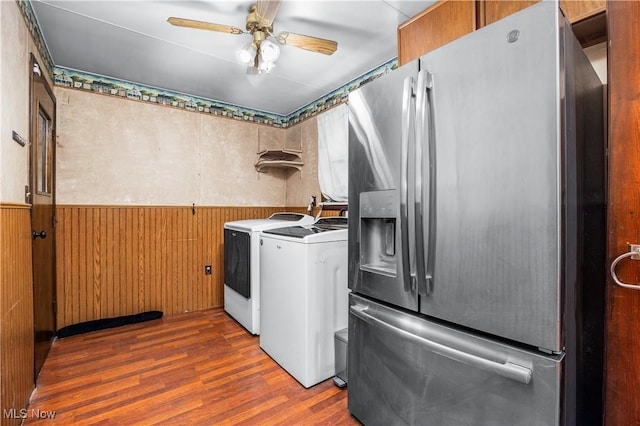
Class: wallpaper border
52,59,397,128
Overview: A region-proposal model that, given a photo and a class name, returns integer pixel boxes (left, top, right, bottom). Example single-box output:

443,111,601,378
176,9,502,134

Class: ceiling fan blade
276,32,337,55
167,17,244,35
256,0,281,27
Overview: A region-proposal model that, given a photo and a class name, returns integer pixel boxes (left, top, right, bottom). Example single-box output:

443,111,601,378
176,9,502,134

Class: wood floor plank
25,308,359,425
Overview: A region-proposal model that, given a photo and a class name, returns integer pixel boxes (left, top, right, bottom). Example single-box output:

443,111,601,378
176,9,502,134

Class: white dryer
224,212,314,335
259,217,349,388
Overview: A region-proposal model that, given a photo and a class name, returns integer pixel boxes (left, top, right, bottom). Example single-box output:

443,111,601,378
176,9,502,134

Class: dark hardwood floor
25,308,360,425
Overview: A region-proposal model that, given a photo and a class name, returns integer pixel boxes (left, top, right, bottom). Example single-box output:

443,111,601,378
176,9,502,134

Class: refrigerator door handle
415,70,436,295
350,304,533,385
401,76,417,292
414,70,428,296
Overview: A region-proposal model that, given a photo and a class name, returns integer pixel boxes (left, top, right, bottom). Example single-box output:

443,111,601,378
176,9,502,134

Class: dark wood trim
0,203,32,209
605,1,640,424
571,10,607,48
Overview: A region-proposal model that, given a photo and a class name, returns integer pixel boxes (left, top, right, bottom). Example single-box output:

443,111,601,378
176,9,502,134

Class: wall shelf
255,149,304,173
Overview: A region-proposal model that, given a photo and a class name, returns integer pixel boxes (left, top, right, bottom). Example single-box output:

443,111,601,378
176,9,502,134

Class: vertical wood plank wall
55,205,308,328
0,205,34,426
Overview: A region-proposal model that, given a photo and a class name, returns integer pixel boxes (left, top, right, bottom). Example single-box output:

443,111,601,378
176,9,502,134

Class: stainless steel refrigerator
347,2,606,425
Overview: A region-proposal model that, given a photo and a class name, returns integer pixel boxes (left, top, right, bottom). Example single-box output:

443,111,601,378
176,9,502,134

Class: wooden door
605,1,640,424
30,54,57,380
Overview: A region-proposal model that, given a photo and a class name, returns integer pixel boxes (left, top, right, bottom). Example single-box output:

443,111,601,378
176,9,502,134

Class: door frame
29,53,57,381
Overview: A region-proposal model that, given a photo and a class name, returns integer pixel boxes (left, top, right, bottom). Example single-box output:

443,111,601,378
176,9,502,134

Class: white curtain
317,103,349,202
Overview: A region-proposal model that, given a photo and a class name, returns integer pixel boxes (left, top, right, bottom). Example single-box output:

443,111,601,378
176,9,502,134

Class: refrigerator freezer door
419,2,565,352
348,294,562,426
348,61,420,311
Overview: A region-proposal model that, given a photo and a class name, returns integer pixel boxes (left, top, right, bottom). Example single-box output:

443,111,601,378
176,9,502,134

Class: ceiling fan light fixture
260,39,280,63
169,0,338,76
237,42,257,65
258,58,276,74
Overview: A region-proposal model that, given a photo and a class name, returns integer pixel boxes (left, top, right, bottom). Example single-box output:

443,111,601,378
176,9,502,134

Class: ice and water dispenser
359,189,399,277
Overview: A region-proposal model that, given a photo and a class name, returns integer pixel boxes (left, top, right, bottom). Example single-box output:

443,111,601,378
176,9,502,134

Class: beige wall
0,1,55,203
1,1,30,203
286,116,321,207
55,87,321,207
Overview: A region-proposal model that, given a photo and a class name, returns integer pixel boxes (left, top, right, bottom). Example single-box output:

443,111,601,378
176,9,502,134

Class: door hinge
52,214,57,228
53,299,57,315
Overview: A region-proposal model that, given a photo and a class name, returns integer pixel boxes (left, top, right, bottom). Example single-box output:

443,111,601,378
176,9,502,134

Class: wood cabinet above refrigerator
397,0,476,66
483,0,605,26
397,0,607,66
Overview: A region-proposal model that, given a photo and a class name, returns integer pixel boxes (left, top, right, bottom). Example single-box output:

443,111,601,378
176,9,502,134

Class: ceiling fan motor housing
253,30,267,46
246,5,273,37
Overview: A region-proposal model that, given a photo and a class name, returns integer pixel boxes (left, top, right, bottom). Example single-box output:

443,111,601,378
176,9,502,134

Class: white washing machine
224,212,314,335
259,217,349,388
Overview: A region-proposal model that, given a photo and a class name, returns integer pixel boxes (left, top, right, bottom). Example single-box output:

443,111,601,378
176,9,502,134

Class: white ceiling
31,0,435,116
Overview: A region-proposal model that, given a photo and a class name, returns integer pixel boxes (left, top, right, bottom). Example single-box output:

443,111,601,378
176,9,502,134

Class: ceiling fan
167,0,338,74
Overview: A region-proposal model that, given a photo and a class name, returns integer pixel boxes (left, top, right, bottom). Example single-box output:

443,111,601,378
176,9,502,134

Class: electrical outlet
204,265,212,275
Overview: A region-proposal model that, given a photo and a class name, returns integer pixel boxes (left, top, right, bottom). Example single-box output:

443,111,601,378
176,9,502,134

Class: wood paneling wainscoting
55,205,309,329
0,204,35,426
